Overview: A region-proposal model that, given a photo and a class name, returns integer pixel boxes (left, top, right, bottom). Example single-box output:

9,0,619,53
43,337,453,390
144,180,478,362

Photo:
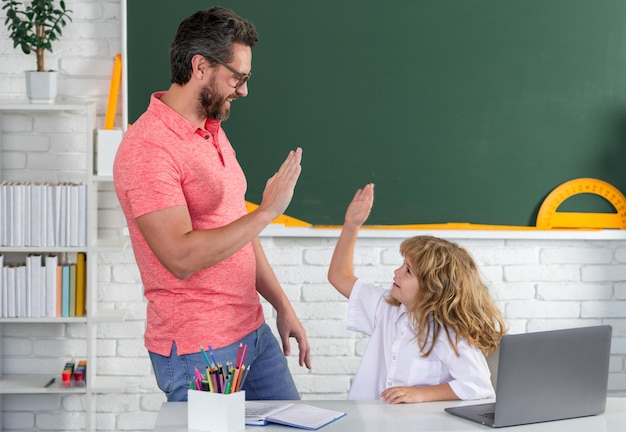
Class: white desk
154,398,626,431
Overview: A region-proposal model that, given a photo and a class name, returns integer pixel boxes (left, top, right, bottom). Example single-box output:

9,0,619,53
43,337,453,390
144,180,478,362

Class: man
113,7,310,402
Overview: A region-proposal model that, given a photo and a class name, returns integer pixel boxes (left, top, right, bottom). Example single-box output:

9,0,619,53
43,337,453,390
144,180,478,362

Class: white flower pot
25,71,58,103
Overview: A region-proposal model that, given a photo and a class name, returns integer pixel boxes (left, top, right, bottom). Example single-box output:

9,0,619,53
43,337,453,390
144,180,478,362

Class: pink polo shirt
113,92,264,356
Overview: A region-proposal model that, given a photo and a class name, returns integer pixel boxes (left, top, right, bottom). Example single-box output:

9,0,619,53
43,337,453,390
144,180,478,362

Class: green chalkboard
125,0,626,226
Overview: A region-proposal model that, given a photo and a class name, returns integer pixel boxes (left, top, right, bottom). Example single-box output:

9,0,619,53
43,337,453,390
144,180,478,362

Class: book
16,265,26,317
56,264,62,317
77,184,87,247
6,266,16,317
45,255,58,317
59,183,68,247
3,182,13,246
31,183,44,247
61,264,70,317
0,182,5,246
75,252,86,316
46,183,57,247
23,183,31,246
69,263,76,317
27,254,42,317
13,183,23,247
69,184,79,247
245,402,346,430
0,255,4,317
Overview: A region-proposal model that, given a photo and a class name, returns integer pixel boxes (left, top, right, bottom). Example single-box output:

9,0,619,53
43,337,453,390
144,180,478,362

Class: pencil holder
187,389,245,432
95,128,123,176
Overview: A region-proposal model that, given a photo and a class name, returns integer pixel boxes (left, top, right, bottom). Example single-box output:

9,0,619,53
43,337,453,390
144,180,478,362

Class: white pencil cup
95,128,123,176
187,389,245,432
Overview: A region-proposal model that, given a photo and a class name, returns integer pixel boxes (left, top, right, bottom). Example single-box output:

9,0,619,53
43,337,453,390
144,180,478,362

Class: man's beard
199,75,233,120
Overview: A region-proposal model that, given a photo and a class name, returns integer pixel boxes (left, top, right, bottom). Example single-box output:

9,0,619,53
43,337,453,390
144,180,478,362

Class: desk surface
154,397,626,431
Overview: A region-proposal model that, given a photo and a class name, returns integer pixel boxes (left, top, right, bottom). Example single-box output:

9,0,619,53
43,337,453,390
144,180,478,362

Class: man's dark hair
169,7,258,85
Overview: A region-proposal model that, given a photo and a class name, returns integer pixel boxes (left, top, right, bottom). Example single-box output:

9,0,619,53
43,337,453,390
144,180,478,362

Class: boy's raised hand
328,183,375,299
345,183,374,227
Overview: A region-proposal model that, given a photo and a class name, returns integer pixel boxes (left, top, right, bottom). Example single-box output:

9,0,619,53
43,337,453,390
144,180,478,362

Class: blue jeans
148,323,300,402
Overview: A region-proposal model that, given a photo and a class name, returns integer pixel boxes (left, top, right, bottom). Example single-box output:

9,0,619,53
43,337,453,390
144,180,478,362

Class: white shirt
346,279,494,401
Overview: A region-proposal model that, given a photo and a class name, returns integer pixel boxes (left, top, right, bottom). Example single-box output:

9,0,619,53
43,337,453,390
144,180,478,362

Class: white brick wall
1,1,626,431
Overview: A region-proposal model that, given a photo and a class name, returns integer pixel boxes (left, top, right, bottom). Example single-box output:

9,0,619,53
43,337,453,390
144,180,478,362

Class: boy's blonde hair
386,235,506,357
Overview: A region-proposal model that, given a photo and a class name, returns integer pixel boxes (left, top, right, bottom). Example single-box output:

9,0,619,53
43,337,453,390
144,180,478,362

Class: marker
43,377,55,388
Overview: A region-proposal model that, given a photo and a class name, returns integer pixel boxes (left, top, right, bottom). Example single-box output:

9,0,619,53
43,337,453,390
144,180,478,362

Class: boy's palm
345,183,374,226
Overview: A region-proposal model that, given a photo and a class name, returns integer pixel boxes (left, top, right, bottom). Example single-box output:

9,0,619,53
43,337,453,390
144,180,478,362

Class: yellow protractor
536,178,626,229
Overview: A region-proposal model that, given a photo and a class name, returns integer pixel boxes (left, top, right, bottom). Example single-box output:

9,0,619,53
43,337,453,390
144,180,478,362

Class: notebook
445,325,612,428
245,401,346,430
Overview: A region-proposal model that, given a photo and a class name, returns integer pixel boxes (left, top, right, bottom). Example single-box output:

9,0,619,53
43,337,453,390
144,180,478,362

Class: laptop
445,325,612,427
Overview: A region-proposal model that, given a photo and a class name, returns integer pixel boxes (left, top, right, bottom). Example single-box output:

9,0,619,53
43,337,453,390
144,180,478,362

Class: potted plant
3,0,73,103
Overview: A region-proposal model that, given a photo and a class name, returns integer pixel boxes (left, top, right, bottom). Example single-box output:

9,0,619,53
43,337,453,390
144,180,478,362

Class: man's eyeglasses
205,55,251,89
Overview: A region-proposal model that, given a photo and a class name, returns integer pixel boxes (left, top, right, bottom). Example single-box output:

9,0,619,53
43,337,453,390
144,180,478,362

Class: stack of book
0,182,87,248
0,252,86,318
